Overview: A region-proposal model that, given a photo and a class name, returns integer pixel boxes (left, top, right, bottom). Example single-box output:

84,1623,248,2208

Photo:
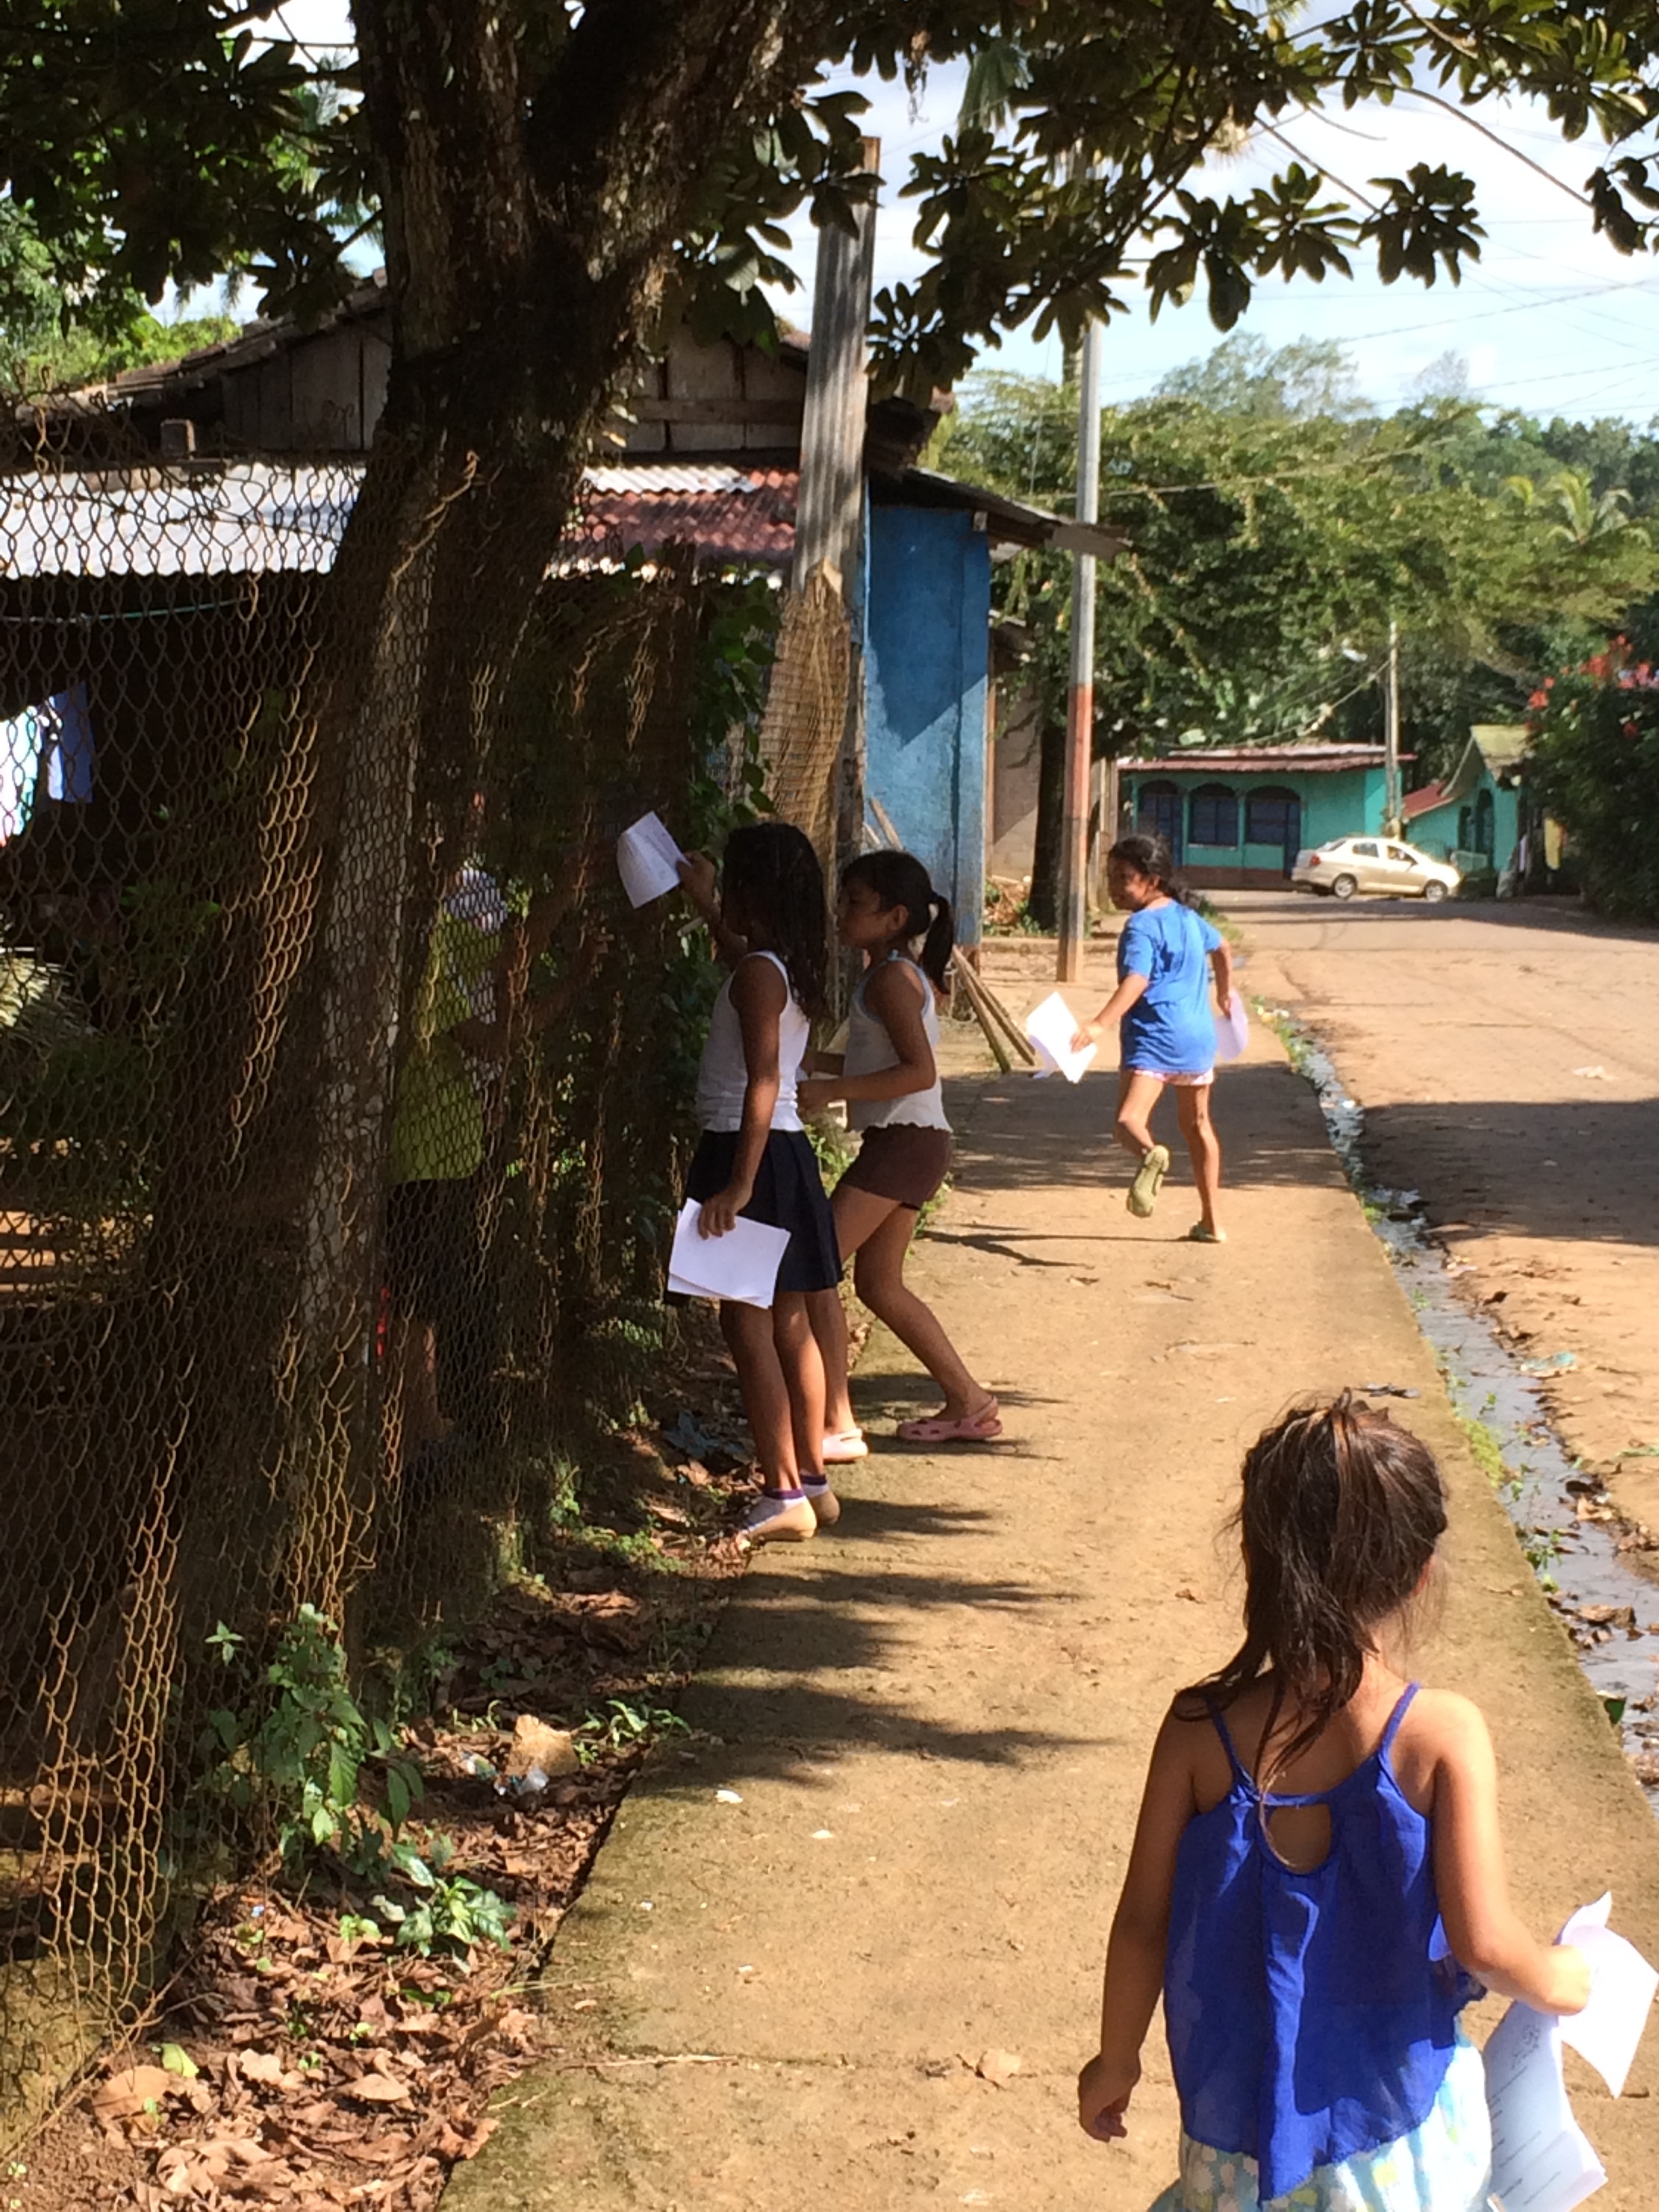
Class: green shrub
1528,644,1659,918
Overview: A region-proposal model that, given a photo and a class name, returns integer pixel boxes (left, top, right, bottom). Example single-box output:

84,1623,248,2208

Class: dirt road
445,960,1659,2212
1223,891,1659,1532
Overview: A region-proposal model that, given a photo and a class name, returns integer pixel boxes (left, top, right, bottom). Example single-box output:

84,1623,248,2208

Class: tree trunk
118,0,852,1635
1027,713,1068,930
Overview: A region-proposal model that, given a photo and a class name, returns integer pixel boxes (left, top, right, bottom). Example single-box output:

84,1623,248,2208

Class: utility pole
1058,314,1103,983
1383,617,1402,837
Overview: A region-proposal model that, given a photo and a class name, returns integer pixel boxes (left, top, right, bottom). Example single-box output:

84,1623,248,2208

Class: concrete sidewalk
447,986,1659,2212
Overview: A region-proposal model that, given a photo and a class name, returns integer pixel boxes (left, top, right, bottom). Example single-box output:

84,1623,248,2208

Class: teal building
1122,745,1396,888
1401,725,1528,882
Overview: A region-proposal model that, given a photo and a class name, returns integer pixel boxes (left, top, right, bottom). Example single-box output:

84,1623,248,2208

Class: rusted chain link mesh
756,563,849,880
0,417,770,2137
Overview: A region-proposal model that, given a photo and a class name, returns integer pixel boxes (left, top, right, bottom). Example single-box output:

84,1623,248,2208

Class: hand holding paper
1486,1895,1656,2212
617,811,687,908
1214,989,1250,1063
667,1201,789,1310
1025,990,1098,1084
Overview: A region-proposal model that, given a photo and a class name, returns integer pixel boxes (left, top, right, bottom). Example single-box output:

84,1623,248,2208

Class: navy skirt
683,1128,841,1296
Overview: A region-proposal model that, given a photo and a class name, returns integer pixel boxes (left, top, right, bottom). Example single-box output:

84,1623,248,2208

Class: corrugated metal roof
1122,746,1396,774
0,464,796,577
0,457,1105,580
0,464,356,577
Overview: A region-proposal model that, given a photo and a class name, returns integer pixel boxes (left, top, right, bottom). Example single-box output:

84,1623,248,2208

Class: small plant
577,1696,690,1761
396,1875,516,1959
203,1608,424,1876
1522,1527,1563,1590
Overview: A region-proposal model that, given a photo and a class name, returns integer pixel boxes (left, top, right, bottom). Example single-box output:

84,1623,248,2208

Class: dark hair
1181,1393,1447,1784
721,821,829,1017
840,848,955,989
1109,832,1191,905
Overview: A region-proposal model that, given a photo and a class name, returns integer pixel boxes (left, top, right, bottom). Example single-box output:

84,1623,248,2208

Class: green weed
203,1609,426,1875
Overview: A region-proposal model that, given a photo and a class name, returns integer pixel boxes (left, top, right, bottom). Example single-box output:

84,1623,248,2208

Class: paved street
1224,890,1659,1525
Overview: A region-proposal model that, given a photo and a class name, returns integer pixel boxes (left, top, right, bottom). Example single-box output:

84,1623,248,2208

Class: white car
1292,836,1460,902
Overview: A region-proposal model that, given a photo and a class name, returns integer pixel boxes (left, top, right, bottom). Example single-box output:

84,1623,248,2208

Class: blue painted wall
864,508,990,947
1126,764,1389,882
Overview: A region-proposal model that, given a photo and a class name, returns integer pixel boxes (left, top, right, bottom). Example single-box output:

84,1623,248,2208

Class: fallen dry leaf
238,2051,302,2089
92,2064,188,2121
340,2074,413,2105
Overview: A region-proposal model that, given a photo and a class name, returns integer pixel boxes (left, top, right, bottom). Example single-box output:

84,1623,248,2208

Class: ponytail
918,892,954,991
840,848,953,986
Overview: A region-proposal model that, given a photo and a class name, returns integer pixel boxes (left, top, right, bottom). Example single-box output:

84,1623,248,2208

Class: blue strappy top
1164,1684,1479,2205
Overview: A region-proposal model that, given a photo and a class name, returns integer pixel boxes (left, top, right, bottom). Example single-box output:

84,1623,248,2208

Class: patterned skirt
1148,2034,1491,2212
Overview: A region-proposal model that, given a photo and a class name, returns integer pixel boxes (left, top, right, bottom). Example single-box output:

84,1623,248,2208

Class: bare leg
806,1287,855,1436
1176,1083,1223,1233
719,1300,801,1492
1113,1068,1166,1161
853,1204,991,1422
771,1293,827,1475
808,1185,904,1435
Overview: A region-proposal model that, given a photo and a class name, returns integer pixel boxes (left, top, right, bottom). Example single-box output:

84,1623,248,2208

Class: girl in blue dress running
1077,1393,1591,2212
1071,834,1232,1242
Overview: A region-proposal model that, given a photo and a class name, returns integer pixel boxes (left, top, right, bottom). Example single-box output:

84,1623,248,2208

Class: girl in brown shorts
798,851,1000,1451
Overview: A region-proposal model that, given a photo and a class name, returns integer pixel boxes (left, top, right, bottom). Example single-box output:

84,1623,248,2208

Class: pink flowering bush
1528,639,1659,918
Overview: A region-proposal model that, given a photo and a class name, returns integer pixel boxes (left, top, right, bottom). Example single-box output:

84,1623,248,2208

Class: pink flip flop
896,1397,1002,1444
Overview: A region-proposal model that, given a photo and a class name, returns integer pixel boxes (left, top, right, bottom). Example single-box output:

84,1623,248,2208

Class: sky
275,0,1659,425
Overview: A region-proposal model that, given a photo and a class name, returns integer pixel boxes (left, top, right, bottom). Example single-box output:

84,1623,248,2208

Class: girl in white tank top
676,822,842,1545
798,850,1000,1456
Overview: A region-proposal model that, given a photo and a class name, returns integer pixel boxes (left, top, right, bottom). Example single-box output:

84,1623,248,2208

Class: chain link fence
0,418,777,2137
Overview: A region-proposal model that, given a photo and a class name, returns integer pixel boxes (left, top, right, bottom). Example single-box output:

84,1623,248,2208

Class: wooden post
795,137,878,1000
794,137,879,594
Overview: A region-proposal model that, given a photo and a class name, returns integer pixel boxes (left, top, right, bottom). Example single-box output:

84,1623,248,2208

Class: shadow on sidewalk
650,1539,1092,1784
944,1061,1350,1197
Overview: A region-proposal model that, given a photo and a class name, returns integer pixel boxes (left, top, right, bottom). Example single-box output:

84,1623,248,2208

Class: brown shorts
838,1124,952,1212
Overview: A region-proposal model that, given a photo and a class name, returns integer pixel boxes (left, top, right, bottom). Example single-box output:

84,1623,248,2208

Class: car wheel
1422,880,1448,903
1330,874,1358,900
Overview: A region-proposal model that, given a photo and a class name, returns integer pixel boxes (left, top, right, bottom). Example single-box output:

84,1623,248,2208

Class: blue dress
1153,1686,1490,2212
1118,903,1223,1076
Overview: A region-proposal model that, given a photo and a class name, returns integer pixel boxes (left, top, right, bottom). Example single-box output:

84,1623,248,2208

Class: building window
1187,784,1238,848
1244,787,1300,848
1473,786,1496,858
1136,779,1183,861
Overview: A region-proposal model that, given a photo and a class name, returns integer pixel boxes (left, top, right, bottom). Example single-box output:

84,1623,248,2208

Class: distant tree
1155,333,1369,419
1409,349,1475,403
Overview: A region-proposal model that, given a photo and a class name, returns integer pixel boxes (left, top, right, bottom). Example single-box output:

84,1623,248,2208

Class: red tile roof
1402,780,1448,820
573,466,796,568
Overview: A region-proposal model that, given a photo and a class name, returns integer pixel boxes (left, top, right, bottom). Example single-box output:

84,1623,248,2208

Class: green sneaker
1128,1144,1171,1218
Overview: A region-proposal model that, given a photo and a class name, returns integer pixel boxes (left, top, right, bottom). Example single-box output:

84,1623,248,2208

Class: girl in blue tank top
1078,1395,1591,2211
